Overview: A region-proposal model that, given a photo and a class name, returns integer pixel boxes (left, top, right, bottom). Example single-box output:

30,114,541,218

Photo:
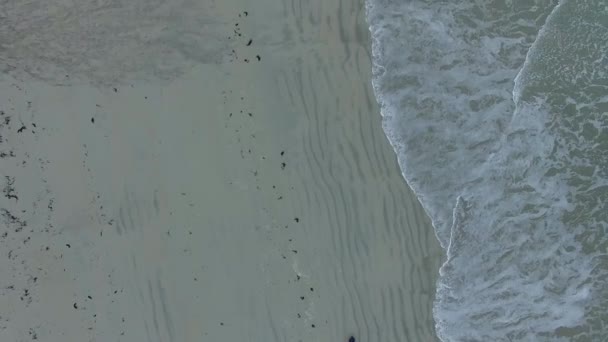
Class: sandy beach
0,0,443,341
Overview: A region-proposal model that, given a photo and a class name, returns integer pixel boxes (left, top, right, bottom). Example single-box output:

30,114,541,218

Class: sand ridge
0,0,443,341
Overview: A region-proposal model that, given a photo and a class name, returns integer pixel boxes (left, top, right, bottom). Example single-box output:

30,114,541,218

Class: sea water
366,0,608,340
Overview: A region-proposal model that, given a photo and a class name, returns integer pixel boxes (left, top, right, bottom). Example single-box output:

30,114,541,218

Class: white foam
367,0,555,248
367,0,608,340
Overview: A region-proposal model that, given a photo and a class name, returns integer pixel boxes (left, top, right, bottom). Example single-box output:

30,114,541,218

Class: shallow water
366,0,608,340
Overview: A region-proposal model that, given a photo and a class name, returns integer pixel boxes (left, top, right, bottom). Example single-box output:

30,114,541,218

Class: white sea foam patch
436,73,608,338
367,0,608,340
366,0,557,248
435,98,595,341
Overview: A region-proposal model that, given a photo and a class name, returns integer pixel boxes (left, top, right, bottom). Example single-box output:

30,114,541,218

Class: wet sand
0,0,443,341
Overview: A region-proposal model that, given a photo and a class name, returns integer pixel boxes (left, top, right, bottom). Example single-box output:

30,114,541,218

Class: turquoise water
366,0,608,340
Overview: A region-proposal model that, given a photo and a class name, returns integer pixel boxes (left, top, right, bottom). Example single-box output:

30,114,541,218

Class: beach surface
0,0,443,341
